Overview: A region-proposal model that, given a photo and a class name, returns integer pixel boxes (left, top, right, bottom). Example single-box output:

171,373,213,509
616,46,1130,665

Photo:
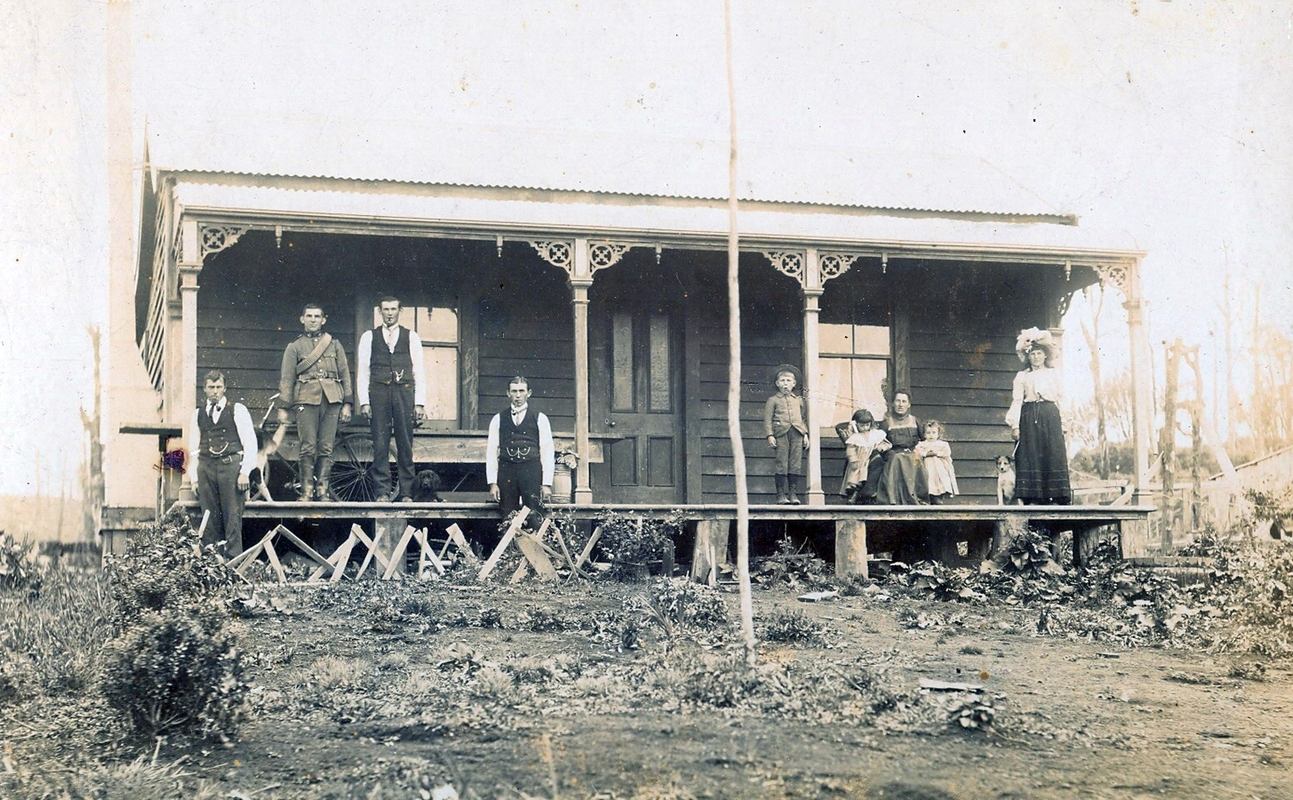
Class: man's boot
315,459,332,502
788,474,803,505
774,474,790,504
297,458,315,502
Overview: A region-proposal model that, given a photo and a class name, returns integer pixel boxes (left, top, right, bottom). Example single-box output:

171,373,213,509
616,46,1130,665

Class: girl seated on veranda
833,409,890,504
913,419,959,504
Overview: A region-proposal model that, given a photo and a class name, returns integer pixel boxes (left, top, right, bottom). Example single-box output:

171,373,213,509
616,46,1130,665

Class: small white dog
995,455,1018,505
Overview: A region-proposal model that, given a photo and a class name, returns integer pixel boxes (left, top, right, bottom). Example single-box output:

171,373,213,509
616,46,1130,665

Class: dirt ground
83,574,1290,800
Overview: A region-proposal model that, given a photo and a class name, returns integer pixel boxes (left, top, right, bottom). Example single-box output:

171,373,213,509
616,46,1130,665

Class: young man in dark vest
278,303,353,500
186,370,258,556
486,376,555,519
357,296,426,501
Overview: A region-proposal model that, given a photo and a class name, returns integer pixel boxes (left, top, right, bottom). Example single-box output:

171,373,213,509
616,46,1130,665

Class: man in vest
357,296,426,501
278,303,353,501
486,376,554,519
187,370,258,556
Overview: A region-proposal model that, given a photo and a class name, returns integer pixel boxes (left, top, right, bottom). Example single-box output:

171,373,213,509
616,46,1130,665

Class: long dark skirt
1015,401,1072,504
877,449,928,505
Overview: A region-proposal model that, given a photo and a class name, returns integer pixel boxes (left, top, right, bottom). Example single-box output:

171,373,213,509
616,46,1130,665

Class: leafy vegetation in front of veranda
98,511,249,741
593,509,684,580
104,508,239,623
2,511,250,754
880,507,1293,658
101,609,247,740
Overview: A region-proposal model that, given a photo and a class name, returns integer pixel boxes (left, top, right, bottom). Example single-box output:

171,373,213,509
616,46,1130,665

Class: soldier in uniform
278,303,353,500
357,296,426,501
486,376,554,518
187,370,258,556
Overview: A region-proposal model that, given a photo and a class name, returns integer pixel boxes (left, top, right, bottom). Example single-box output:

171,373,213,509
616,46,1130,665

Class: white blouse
1006,367,1065,429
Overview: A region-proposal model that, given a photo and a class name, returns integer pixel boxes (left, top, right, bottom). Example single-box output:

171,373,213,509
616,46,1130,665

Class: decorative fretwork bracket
588,241,632,275
1094,263,1131,297
762,251,804,282
200,225,248,260
819,253,860,284
529,240,574,271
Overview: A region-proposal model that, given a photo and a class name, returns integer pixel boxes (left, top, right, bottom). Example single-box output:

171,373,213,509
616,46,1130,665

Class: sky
1,0,1290,498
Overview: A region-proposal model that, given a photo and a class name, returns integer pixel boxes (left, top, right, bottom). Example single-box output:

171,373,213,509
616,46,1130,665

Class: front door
592,304,685,504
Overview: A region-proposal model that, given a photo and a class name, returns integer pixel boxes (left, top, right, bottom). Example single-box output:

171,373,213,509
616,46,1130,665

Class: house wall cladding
193,232,1063,504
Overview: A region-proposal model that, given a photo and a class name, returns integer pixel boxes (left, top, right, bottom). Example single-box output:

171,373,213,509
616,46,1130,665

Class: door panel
594,304,685,503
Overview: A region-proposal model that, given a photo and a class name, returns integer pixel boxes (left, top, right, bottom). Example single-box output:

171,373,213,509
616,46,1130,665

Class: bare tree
723,0,756,665
80,326,104,542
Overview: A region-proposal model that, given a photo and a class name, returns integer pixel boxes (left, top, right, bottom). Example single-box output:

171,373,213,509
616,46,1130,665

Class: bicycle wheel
329,430,377,502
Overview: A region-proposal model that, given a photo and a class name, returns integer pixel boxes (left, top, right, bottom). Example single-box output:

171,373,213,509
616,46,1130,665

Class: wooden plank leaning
262,537,288,583
382,525,420,580
354,525,388,580
478,507,530,581
515,520,558,581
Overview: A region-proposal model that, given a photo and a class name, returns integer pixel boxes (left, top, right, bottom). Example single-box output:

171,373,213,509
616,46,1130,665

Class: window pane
422,346,458,422
818,356,888,425
648,314,671,412
850,359,889,419
854,325,890,356
612,312,634,411
819,323,854,355
419,307,458,343
817,357,855,425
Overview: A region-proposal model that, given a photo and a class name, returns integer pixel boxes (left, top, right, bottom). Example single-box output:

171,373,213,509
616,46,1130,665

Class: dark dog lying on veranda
412,469,444,502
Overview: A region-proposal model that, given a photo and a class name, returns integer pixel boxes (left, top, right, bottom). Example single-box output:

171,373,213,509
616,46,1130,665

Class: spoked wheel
329,430,379,502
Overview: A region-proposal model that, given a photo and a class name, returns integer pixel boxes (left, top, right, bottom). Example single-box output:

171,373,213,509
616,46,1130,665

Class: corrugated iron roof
145,119,1072,221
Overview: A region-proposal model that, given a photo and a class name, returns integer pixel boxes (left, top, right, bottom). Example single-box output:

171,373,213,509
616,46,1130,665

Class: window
818,323,890,425
374,305,459,423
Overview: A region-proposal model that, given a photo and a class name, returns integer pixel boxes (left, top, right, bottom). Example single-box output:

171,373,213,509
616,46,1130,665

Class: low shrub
758,610,826,645
634,578,729,631
104,510,238,624
0,531,41,592
100,610,247,741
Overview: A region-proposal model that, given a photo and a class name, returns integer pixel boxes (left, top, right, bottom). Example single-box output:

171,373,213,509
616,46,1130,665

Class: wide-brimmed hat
771,363,804,387
1015,327,1056,365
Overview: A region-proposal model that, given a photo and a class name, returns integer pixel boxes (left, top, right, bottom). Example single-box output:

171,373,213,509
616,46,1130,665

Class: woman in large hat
1006,328,1072,504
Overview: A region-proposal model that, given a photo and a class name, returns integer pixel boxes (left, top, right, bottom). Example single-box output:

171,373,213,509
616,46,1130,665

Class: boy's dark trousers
368,382,416,499
197,455,245,556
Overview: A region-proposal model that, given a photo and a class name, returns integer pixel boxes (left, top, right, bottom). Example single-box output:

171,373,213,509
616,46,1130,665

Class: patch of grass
0,567,116,700
307,655,374,691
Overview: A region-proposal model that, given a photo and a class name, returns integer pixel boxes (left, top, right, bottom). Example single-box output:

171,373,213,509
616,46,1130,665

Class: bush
0,531,41,592
595,511,683,580
100,610,247,740
105,510,238,623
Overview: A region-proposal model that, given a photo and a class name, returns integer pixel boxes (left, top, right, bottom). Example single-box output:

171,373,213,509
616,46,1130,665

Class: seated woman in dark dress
876,390,928,505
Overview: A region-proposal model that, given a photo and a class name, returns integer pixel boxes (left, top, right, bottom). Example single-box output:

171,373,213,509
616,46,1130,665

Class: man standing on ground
357,296,425,501
278,303,353,500
187,370,258,556
486,376,555,518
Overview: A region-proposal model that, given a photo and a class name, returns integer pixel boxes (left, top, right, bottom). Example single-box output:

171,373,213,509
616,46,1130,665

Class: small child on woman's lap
834,409,889,504
913,419,958,504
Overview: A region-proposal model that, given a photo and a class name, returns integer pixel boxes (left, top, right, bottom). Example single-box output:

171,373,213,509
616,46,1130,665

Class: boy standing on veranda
763,365,810,504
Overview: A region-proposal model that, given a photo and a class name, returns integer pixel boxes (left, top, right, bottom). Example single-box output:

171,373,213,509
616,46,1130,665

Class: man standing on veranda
486,376,554,518
187,370,258,556
278,303,353,500
357,296,426,501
